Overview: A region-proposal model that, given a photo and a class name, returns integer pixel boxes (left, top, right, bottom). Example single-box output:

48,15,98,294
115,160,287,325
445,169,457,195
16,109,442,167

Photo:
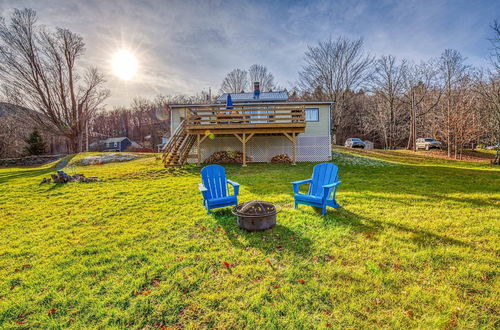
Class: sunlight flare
111,49,138,80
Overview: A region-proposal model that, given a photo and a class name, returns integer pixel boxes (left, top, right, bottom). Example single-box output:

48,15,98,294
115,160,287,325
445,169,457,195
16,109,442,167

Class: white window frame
305,108,319,122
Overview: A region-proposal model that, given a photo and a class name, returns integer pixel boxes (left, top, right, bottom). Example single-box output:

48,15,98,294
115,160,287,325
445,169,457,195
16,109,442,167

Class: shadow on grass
0,154,75,184
211,208,312,257
0,166,55,184
322,207,379,233
325,207,474,249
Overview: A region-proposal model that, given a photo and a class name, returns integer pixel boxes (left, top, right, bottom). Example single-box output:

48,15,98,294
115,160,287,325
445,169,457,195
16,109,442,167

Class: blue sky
1,0,498,107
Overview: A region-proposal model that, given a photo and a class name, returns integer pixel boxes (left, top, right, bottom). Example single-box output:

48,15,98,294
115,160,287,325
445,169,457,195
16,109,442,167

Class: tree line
292,37,499,162
0,8,498,164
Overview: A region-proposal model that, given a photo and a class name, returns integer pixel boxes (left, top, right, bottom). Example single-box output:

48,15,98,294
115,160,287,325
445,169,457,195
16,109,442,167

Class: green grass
0,149,498,328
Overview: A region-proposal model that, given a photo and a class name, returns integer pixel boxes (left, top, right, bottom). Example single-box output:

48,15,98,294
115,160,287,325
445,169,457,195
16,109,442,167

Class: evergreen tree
24,130,47,155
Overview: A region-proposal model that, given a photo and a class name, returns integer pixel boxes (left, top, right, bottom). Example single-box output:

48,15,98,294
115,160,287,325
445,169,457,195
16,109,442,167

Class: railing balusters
186,105,305,128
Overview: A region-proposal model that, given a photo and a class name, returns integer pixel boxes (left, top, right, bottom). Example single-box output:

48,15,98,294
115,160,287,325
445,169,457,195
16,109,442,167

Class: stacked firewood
41,171,100,183
271,154,292,163
204,151,251,164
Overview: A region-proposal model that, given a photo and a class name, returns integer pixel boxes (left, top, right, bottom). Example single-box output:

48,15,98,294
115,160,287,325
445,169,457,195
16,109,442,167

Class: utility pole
86,122,89,152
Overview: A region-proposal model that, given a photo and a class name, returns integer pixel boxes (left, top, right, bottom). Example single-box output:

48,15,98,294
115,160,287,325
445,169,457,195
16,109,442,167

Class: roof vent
253,82,260,99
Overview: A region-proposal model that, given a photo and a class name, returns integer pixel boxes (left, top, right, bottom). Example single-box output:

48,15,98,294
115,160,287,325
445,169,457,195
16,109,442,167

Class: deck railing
186,104,306,130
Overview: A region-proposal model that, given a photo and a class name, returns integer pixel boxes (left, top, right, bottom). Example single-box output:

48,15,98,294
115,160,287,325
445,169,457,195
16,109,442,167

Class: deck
185,104,306,134
164,104,306,167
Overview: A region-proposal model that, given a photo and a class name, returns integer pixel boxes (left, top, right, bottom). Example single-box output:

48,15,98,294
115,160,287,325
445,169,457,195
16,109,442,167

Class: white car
485,144,500,150
416,138,442,150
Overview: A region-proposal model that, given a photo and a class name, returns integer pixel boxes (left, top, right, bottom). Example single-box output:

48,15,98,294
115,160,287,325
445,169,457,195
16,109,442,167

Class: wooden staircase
162,119,196,167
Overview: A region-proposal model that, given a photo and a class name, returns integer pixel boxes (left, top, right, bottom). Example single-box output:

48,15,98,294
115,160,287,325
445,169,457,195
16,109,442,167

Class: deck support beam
197,134,201,166
283,132,297,165
233,133,254,166
196,134,210,166
242,133,247,167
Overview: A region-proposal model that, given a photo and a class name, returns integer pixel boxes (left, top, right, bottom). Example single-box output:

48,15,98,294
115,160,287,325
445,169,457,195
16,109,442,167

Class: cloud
0,0,498,108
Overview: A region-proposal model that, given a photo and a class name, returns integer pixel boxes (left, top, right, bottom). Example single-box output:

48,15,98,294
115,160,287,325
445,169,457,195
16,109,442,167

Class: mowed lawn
0,149,498,328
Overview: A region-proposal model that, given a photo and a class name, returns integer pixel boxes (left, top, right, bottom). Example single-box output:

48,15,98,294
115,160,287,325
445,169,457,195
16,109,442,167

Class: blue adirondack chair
199,165,240,214
292,163,341,215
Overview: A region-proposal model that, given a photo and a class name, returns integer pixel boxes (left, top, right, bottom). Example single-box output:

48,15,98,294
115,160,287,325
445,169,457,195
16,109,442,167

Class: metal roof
170,101,334,108
101,137,130,143
216,91,288,103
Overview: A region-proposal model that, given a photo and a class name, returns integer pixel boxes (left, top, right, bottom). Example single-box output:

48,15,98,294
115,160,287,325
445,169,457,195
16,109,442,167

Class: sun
111,49,138,80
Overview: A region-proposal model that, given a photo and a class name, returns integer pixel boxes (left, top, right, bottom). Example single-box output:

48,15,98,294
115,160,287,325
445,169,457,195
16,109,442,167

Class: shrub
24,130,47,155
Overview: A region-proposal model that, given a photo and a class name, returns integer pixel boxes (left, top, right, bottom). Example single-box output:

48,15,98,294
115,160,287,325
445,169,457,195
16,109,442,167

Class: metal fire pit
232,200,281,231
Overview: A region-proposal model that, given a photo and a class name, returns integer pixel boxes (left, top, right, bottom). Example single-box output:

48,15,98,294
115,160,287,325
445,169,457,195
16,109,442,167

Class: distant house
90,137,141,152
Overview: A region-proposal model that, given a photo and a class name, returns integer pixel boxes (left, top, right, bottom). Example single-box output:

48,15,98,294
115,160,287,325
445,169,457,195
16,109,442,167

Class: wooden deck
163,104,306,167
185,104,306,134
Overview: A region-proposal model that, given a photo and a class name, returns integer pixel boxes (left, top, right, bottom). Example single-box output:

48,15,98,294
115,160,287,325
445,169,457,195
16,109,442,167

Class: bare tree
0,8,109,153
402,60,441,150
220,68,248,93
475,68,500,164
489,20,500,71
366,55,408,149
298,36,373,142
248,64,276,91
437,49,470,157
477,20,500,164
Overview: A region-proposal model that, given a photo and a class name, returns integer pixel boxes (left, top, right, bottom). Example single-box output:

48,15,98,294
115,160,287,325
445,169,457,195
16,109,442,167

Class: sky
0,0,499,108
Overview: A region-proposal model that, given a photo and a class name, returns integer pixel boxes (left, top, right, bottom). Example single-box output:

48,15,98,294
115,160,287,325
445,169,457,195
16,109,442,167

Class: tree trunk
494,134,500,165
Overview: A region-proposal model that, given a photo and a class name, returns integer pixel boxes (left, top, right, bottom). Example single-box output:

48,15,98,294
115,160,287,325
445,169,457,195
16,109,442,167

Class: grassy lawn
0,149,498,328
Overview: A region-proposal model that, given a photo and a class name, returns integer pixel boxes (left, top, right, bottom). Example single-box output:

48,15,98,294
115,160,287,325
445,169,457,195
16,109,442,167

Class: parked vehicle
345,138,365,149
485,144,500,150
416,138,442,150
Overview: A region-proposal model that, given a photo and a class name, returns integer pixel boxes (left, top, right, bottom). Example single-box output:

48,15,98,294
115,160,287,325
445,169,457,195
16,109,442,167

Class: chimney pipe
253,82,260,99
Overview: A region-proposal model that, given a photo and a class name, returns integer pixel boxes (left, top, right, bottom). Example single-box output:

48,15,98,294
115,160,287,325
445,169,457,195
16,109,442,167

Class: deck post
242,133,247,167
197,134,201,166
292,132,297,165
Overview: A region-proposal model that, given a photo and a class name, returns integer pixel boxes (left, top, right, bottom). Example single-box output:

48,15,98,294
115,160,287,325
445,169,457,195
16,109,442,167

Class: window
305,108,319,122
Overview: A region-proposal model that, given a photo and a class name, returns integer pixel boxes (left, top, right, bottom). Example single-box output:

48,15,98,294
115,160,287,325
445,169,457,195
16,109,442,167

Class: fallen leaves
151,277,161,287
48,308,57,316
134,289,152,296
298,279,305,284
222,261,235,271
404,309,414,318
15,314,26,324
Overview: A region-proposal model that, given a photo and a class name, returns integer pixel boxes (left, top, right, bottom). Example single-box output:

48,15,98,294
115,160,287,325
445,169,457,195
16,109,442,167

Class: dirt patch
418,149,495,162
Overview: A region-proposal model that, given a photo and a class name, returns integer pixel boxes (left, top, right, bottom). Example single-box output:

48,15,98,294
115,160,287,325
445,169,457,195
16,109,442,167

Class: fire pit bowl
232,200,281,231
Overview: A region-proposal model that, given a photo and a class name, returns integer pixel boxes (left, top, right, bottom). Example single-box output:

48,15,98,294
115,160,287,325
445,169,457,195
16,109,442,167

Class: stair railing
162,119,187,153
